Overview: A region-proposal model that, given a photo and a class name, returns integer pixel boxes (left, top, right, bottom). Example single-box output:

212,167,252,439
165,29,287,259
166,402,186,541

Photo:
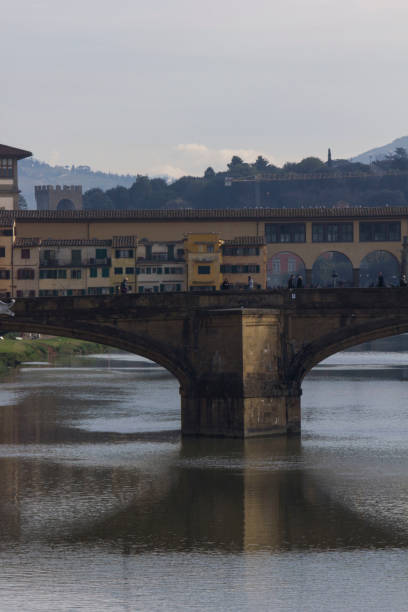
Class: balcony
39,257,112,268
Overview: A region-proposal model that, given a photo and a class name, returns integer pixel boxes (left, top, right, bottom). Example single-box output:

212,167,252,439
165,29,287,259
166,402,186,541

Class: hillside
19,157,138,208
352,136,408,164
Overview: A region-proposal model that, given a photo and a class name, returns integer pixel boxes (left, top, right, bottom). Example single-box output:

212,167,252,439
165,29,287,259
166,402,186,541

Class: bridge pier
181,308,301,438
181,389,301,438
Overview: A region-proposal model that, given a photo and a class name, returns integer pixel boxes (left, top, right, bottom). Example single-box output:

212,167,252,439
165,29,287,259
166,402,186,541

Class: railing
40,257,112,267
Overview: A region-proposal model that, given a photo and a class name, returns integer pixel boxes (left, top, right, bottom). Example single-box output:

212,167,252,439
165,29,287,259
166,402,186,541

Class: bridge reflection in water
3,288,408,438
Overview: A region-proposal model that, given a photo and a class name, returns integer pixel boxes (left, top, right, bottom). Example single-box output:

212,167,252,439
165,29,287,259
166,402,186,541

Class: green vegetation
0,336,111,371
82,148,408,211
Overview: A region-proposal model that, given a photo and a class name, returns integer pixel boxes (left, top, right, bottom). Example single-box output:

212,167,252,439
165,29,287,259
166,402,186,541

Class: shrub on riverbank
0,336,111,370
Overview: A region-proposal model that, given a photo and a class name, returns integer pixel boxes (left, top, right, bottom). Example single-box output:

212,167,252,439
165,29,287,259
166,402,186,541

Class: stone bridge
3,289,408,438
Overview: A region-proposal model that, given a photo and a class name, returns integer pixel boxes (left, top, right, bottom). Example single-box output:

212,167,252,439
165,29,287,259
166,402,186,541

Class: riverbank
0,336,111,370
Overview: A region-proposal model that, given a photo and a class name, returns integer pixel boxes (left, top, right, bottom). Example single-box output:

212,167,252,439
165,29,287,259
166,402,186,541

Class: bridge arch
267,251,306,288
311,251,353,287
359,250,400,287
0,319,192,392
289,318,408,385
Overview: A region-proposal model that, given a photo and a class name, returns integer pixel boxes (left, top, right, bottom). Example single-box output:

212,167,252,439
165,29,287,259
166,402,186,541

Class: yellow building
184,233,223,291
13,237,40,297
221,236,266,289
0,218,14,298
111,236,138,293
136,240,186,293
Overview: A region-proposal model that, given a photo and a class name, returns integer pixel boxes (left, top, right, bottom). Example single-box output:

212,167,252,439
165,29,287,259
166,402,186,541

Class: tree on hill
83,188,113,210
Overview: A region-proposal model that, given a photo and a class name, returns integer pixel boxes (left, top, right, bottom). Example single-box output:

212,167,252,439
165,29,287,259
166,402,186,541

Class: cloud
174,143,279,175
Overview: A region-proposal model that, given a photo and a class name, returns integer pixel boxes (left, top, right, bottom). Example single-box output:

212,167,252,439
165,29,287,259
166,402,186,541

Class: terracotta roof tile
223,235,265,246
1,206,407,222
41,238,112,247
14,237,41,247
112,235,138,247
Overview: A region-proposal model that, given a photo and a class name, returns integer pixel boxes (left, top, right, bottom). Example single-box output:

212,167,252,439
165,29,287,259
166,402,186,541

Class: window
288,259,296,273
312,223,353,242
198,265,211,274
222,246,260,256
102,267,109,278
39,269,57,279
125,267,134,274
90,267,97,278
58,270,66,279
71,269,81,279
21,249,30,259
0,158,13,178
17,268,35,280
16,290,23,298
220,264,260,274
115,249,133,258
52,290,58,296
71,249,81,265
29,290,36,297
0,270,10,279
265,223,305,243
114,267,123,275
272,259,280,273
359,222,401,242
95,248,107,260
207,244,214,253
0,247,5,257
2,230,12,236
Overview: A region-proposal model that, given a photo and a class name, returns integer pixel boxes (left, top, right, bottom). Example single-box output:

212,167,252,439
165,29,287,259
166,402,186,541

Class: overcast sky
2,0,408,177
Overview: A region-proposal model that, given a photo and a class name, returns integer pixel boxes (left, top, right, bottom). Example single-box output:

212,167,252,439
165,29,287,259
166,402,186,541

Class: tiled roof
0,144,32,159
14,237,41,247
112,235,138,247
0,218,14,228
0,206,407,223
41,239,112,247
223,235,265,246
14,237,112,247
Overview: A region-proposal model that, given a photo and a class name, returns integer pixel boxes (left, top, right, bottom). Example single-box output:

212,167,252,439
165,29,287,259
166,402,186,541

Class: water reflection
0,347,407,610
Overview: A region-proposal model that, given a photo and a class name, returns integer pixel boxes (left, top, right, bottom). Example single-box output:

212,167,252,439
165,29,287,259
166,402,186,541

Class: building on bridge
0,144,32,211
0,206,407,296
136,240,186,293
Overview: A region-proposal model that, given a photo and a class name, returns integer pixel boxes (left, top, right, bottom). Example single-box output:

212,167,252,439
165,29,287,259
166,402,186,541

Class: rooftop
0,206,407,223
0,144,32,160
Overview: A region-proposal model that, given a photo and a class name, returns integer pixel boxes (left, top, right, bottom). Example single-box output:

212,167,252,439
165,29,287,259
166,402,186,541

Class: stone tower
35,185,83,211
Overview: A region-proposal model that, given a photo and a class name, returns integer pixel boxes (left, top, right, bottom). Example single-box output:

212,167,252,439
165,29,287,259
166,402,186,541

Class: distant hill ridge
352,136,408,164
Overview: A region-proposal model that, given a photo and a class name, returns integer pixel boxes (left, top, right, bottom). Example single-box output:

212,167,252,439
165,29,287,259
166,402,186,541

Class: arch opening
312,251,353,288
359,250,400,288
0,319,188,392
291,321,408,385
267,252,306,288
57,198,75,211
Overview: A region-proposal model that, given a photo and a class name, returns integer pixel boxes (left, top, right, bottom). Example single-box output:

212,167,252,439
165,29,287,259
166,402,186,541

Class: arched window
359,251,400,287
267,252,306,288
312,252,353,287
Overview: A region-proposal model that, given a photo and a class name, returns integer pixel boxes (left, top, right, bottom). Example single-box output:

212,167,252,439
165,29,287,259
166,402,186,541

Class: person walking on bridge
120,277,129,294
296,275,303,288
287,275,295,289
377,272,385,287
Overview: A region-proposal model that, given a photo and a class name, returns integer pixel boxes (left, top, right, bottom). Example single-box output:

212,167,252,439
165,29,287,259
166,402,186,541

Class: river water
0,339,408,611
